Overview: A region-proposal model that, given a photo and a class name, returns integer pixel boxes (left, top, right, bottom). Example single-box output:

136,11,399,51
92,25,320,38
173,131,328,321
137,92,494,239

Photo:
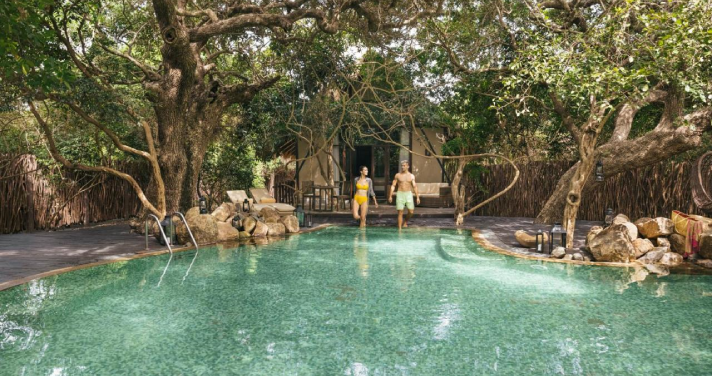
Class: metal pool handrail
171,212,199,252
145,214,173,255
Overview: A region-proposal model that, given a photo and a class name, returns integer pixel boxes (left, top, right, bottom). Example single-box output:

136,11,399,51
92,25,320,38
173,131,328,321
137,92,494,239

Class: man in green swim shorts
388,160,420,230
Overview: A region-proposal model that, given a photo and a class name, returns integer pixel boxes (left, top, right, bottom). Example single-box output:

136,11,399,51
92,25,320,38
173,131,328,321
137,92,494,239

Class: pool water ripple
1,226,712,375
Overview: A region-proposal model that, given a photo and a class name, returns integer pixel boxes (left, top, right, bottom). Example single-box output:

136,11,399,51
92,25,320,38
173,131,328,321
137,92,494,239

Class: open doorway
353,146,372,177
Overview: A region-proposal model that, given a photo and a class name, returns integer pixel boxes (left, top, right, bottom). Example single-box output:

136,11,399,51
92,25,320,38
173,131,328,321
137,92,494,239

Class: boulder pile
145,202,299,246
585,213,712,273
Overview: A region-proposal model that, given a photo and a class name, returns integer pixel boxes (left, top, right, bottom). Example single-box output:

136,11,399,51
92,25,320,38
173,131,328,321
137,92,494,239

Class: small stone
583,256,592,262
265,216,279,224
216,221,239,241
637,247,668,264
635,217,674,238
551,247,566,258
612,214,630,225
515,230,549,248
267,223,286,236
185,206,201,219
620,222,638,240
563,254,574,261
696,259,712,269
211,202,235,222
281,215,300,233
669,233,686,255
252,221,269,237
632,238,655,259
238,231,251,239
259,207,280,221
655,237,671,248
242,217,257,233
699,232,712,259
572,253,584,261
659,252,683,267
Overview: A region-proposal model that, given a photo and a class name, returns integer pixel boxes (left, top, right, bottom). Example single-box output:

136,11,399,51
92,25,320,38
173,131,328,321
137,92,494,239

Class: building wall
296,128,445,186
411,128,444,183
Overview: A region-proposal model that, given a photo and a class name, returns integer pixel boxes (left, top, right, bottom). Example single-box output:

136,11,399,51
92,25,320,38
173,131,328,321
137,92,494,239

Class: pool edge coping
0,224,333,292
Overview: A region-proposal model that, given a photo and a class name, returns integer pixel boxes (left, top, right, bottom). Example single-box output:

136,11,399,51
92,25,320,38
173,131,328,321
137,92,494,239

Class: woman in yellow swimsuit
353,166,378,228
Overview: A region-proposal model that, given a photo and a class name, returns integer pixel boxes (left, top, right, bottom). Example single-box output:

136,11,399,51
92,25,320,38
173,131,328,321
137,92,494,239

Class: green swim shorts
395,191,414,211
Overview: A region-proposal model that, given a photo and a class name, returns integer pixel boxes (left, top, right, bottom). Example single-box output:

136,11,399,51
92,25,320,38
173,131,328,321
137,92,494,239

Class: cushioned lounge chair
249,188,296,215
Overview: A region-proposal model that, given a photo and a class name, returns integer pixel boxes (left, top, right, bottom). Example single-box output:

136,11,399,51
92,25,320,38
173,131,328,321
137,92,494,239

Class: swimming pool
1,226,711,375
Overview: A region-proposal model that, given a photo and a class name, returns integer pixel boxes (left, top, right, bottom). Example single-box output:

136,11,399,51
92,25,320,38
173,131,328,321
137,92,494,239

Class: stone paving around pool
0,215,601,288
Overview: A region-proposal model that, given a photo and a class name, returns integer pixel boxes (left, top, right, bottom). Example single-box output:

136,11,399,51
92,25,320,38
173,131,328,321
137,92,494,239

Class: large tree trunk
561,126,598,248
451,155,467,219
537,126,707,224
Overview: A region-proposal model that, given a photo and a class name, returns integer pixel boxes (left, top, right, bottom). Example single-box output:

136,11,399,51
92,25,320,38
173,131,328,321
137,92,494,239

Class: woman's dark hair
359,165,368,173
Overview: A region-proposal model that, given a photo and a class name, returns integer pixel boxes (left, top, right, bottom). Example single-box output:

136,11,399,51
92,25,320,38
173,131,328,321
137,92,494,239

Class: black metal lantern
242,198,251,213
604,208,614,226
595,160,604,182
535,229,545,253
199,196,208,214
232,215,242,230
305,211,313,228
549,222,567,251
296,206,305,227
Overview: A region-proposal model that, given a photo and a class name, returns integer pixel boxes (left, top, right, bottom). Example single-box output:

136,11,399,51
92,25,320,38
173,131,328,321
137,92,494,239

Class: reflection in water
353,231,370,278
157,254,173,287
246,246,262,274
181,249,201,285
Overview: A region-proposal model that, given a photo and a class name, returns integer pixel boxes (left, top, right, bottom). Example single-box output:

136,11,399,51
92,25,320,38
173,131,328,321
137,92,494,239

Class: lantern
296,206,305,227
232,215,242,230
549,222,567,251
604,208,614,227
242,198,251,213
535,230,545,253
305,211,313,228
199,196,208,214
159,216,175,246
595,160,604,182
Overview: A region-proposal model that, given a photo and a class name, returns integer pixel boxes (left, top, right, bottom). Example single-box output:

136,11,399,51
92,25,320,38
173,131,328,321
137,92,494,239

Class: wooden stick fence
1,154,148,234
458,160,702,221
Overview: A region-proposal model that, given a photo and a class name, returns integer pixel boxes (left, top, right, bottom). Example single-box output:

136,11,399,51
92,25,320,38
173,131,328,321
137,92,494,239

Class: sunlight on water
1,226,712,375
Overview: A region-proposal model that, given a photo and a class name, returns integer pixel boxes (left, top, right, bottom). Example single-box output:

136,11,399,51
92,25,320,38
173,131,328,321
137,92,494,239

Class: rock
175,214,218,245
644,264,670,276
551,246,566,258
211,202,235,222
267,223,286,236
588,224,635,262
696,259,712,269
583,256,592,262
259,206,280,221
242,216,257,234
586,226,603,245
635,217,674,238
620,222,638,240
265,216,280,224
659,252,683,267
637,247,668,264
632,238,655,259
238,231,251,239
252,221,269,237
669,233,686,255
185,206,201,220
514,230,549,248
216,221,240,241
563,254,574,261
281,215,300,233
655,237,671,248
699,232,712,259
572,253,584,261
612,214,630,225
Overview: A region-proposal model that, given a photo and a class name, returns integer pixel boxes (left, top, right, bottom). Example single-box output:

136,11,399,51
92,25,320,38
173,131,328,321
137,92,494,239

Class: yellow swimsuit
354,182,369,205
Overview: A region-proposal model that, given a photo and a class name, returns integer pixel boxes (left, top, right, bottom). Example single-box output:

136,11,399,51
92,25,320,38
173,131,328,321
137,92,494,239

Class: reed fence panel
1,154,147,234
460,160,702,221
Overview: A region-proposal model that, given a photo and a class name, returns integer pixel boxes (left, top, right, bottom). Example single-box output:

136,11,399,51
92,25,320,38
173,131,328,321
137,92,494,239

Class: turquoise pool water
1,226,712,375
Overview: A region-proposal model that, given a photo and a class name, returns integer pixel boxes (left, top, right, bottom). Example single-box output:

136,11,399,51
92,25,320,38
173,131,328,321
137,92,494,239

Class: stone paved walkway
0,216,600,287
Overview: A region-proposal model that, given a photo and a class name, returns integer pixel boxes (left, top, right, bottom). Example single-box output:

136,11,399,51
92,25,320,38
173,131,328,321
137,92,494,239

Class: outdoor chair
301,180,316,210
332,180,351,211
249,188,296,215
